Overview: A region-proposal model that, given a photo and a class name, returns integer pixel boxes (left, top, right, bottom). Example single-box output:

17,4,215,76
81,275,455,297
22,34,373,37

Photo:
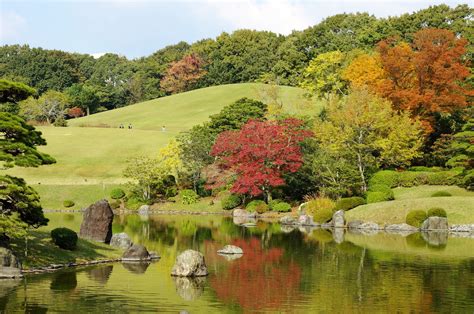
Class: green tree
0,79,37,114
20,90,71,124
446,118,473,171
315,88,423,192
65,83,99,115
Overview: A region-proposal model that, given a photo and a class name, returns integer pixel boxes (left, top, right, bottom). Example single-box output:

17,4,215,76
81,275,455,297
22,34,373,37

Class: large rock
421,217,449,231
280,215,297,225
233,208,256,218
217,245,243,255
298,214,316,226
110,232,132,249
171,250,208,277
332,210,345,228
79,199,114,243
122,244,150,261
0,247,21,278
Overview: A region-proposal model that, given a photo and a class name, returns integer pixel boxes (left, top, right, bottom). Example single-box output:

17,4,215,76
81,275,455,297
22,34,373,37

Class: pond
1,213,474,313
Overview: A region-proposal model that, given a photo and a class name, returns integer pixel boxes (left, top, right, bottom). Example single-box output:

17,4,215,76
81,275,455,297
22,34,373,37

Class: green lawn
393,185,474,200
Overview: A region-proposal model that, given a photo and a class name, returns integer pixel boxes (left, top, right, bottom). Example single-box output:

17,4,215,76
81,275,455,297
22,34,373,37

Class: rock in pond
122,244,151,261
233,208,257,218
332,210,345,228
138,205,150,215
421,217,449,231
79,199,114,243
298,214,316,226
217,245,243,255
171,250,208,277
280,215,298,225
0,247,22,278
110,232,132,249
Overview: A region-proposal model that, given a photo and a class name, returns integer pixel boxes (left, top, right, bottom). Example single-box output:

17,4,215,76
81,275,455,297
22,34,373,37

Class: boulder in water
421,217,449,231
217,245,243,255
79,199,114,243
122,244,151,261
171,250,208,277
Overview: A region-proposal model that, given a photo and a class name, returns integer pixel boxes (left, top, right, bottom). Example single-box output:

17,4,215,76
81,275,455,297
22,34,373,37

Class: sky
0,0,469,59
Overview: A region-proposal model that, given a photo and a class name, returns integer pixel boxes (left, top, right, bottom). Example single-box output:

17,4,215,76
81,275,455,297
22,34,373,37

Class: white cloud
200,0,314,35
90,52,107,59
0,11,27,42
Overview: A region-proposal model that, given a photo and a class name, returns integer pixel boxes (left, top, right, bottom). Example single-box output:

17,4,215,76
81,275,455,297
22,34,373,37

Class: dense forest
1,4,472,115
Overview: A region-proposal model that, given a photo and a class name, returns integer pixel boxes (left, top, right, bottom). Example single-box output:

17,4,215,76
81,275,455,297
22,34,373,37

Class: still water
1,213,474,313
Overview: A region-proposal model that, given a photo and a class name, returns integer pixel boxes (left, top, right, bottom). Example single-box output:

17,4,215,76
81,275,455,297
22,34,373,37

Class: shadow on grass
10,230,121,268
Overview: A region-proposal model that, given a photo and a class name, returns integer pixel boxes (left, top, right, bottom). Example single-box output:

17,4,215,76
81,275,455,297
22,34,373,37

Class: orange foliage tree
376,28,472,132
160,54,206,94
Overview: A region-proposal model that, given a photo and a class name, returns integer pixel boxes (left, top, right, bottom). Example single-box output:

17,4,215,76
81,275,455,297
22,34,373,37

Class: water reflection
173,276,207,301
50,271,77,292
86,265,113,284
121,262,150,274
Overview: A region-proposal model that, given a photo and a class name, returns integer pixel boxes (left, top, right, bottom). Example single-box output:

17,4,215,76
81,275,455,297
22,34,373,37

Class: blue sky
0,0,469,59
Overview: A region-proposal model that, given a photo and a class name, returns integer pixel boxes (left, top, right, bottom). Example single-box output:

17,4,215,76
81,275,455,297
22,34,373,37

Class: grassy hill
5,83,319,208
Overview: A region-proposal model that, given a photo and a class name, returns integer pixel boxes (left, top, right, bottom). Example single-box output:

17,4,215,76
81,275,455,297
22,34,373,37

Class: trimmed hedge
246,200,268,213
369,170,461,188
427,207,447,218
110,188,125,199
367,191,392,203
431,191,452,197
335,197,366,211
63,200,75,208
272,202,292,212
406,210,428,228
221,194,242,210
179,189,199,205
51,228,78,250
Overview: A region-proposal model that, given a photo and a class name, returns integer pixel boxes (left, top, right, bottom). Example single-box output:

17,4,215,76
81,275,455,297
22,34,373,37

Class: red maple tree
210,118,312,201
67,106,84,118
376,28,472,132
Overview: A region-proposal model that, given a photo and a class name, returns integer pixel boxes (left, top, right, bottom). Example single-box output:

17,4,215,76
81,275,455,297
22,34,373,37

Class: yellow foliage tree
342,53,386,92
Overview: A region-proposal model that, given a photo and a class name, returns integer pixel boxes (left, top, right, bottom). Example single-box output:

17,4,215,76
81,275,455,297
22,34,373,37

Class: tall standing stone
79,199,114,243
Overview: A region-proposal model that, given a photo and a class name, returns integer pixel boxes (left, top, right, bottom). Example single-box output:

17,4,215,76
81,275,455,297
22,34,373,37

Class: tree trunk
356,153,367,193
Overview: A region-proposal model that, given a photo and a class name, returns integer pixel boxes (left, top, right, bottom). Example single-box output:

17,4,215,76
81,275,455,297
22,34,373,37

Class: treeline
0,4,471,114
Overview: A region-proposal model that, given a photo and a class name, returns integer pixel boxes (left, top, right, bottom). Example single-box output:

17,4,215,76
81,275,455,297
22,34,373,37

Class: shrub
427,207,447,218
272,202,292,212
366,191,393,203
335,197,366,211
427,171,460,185
268,199,283,210
63,200,75,208
398,171,427,187
406,210,428,228
51,228,78,250
255,203,269,214
368,184,392,194
368,170,399,188
125,197,144,210
305,197,336,223
179,189,199,205
53,117,68,127
221,194,242,210
110,188,125,199
431,191,452,197
408,166,443,172
246,200,267,213
165,186,178,198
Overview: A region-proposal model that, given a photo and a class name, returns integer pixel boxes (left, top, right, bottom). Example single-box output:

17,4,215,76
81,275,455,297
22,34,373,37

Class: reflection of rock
321,222,333,229
217,253,243,261
0,278,20,298
217,245,243,255
233,216,257,225
110,232,132,249
298,214,316,226
280,215,297,225
332,210,345,228
50,271,77,292
0,247,21,278
79,199,114,243
332,228,345,244
298,226,317,234
450,224,474,232
122,244,150,261
384,223,419,236
173,276,206,301
421,231,448,247
421,217,449,231
280,225,296,233
122,262,150,274
171,250,208,277
233,208,256,218
347,220,364,229
149,251,161,260
86,265,113,284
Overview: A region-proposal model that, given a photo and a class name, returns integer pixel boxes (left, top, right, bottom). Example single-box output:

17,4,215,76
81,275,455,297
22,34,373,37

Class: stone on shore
421,217,449,231
280,215,297,225
233,208,257,218
347,220,364,229
110,233,133,249
138,205,150,215
217,245,243,255
122,244,151,261
171,250,208,277
450,224,474,233
79,199,114,243
384,223,419,236
332,210,345,228
298,214,315,226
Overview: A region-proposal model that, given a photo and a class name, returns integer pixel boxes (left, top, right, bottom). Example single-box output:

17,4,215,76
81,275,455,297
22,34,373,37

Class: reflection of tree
209,238,302,311
50,271,77,292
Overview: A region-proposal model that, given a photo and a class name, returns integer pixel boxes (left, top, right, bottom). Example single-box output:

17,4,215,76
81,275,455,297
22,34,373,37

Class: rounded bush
221,194,242,210
63,200,75,208
110,188,125,199
125,197,144,210
368,170,399,188
246,200,267,213
431,191,452,197
312,207,334,223
272,202,292,212
305,197,335,223
427,207,447,218
335,197,366,211
366,191,393,203
368,184,392,194
179,189,199,205
406,210,428,228
51,228,78,250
